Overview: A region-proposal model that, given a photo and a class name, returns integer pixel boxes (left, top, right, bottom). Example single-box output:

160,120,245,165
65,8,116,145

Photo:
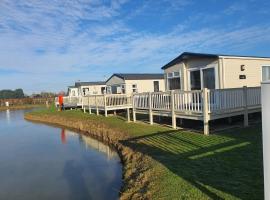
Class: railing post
127,108,130,122
132,94,136,122
171,90,176,129
243,86,249,127
149,92,153,125
104,94,107,117
88,96,91,114
95,95,99,115
203,88,210,135
81,97,85,113
81,96,83,109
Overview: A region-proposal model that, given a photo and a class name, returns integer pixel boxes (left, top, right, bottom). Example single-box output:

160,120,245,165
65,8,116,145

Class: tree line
0,89,24,99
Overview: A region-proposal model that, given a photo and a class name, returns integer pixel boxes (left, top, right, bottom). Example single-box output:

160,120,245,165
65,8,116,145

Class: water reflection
61,129,67,144
81,134,118,160
60,128,118,159
0,110,122,200
6,109,10,124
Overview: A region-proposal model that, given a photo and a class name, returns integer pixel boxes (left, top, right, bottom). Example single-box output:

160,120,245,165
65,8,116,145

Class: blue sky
0,0,270,94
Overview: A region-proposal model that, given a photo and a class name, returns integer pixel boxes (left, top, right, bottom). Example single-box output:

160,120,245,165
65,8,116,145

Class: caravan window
82,88,89,96
121,85,126,94
101,87,106,94
167,71,181,90
132,84,138,93
262,66,270,82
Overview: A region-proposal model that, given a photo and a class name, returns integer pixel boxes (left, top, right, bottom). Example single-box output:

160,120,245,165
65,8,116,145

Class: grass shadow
121,126,263,199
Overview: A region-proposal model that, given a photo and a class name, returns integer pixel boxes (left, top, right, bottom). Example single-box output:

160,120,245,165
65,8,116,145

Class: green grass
31,107,264,200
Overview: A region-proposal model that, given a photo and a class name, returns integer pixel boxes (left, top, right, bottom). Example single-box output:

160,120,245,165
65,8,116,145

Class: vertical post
149,92,153,125
132,94,136,122
127,108,130,122
95,95,99,115
104,94,107,117
83,106,86,113
171,90,176,129
203,88,210,135
243,86,249,127
262,81,270,200
88,97,91,114
81,96,84,109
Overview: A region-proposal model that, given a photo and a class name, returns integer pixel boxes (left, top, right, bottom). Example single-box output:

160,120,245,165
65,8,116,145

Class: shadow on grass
121,127,263,199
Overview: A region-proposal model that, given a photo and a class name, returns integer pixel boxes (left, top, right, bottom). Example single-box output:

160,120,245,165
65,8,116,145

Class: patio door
189,67,216,90
189,67,216,106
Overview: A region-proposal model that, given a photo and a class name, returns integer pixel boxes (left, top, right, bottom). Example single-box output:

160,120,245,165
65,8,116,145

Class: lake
0,109,122,200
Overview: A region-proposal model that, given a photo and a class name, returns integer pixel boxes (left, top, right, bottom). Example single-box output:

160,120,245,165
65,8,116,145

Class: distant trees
31,92,56,98
0,89,25,99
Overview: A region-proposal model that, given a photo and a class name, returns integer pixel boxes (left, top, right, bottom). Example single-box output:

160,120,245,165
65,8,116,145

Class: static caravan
106,73,165,94
75,81,106,96
162,52,270,91
67,86,79,97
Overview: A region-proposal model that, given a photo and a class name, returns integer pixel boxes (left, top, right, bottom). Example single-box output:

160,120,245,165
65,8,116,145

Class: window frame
132,84,138,93
262,66,270,82
167,70,181,90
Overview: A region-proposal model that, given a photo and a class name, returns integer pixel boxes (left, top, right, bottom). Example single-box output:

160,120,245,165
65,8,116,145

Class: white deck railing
55,96,80,106
82,94,132,109
208,87,261,113
57,86,261,135
133,90,203,113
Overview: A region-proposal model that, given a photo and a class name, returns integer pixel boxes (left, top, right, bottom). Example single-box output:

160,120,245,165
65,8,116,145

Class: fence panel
209,88,244,112
247,87,261,106
106,94,131,107
133,93,150,109
174,90,202,113
151,92,171,111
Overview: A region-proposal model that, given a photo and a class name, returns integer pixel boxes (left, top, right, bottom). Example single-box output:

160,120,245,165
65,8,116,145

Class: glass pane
262,66,270,81
203,68,215,89
167,73,173,78
168,78,181,90
190,70,201,90
154,81,160,92
173,72,180,77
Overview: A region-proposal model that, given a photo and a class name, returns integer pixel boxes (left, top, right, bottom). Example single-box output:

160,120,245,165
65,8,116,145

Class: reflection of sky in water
0,110,122,200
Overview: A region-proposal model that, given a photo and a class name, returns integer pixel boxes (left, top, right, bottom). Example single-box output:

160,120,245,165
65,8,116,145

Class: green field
29,107,264,199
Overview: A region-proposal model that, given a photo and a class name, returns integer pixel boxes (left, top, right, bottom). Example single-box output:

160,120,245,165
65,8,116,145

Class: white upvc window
167,71,181,90
106,86,112,94
121,84,126,94
262,66,270,82
132,84,138,93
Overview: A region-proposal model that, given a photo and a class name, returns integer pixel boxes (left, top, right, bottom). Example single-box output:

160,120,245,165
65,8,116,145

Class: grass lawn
29,108,264,200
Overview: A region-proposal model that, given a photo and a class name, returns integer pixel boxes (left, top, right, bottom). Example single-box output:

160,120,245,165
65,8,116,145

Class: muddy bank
24,112,156,200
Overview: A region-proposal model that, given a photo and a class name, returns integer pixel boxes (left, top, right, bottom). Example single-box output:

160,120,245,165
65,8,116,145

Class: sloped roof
161,52,270,70
75,81,106,87
107,73,164,81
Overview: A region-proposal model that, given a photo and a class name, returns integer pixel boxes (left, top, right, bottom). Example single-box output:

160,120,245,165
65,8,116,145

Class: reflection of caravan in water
59,129,117,159
80,135,117,159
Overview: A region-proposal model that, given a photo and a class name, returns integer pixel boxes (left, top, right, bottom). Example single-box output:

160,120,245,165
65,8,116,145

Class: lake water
0,109,122,200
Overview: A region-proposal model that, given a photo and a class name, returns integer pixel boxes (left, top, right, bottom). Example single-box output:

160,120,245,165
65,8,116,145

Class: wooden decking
66,86,261,135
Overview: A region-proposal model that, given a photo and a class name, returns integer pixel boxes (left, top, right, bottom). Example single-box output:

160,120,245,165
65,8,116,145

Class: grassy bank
0,104,45,111
25,107,263,200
